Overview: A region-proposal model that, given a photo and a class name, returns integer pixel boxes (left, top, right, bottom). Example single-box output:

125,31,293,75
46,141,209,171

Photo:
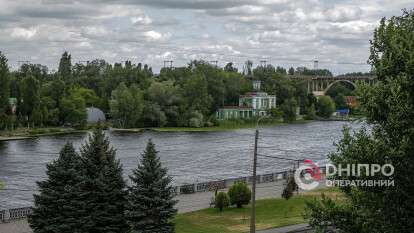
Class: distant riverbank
0,127,87,141
111,119,314,133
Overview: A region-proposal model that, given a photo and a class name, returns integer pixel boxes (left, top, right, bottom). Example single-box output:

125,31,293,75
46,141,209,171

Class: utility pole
250,128,259,233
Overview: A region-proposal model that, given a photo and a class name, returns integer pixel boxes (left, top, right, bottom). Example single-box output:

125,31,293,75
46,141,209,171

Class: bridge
291,75,376,96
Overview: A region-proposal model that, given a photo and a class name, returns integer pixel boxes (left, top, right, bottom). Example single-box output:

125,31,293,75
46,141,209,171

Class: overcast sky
1,0,413,74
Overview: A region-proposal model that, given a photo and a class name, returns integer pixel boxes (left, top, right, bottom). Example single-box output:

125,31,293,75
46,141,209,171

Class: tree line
0,50,348,130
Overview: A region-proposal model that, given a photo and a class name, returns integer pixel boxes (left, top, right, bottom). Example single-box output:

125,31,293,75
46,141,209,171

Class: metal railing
0,207,32,222
0,167,327,223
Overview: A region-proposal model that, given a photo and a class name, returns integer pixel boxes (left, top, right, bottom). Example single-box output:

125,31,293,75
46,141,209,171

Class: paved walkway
0,179,291,233
258,223,312,233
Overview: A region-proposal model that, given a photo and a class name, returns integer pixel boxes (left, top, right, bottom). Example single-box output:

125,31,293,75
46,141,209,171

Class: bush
228,182,251,208
188,111,204,127
316,96,336,118
214,192,230,211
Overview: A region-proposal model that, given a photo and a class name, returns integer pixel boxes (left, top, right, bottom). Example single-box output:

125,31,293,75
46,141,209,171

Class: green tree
72,87,101,107
182,73,212,117
110,83,144,128
215,192,230,211
0,52,10,130
126,140,178,233
288,67,295,75
224,62,238,72
79,128,128,233
304,104,316,120
0,51,10,115
29,143,84,233
305,10,414,233
316,96,335,118
58,51,72,80
228,182,251,208
19,75,40,124
281,98,297,122
334,94,347,109
60,92,86,126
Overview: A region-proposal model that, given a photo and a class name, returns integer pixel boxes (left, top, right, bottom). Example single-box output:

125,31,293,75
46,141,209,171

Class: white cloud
144,30,171,41
11,27,37,39
81,26,109,38
131,15,152,25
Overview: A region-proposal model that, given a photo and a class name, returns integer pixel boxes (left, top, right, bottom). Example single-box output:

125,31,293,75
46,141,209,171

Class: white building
216,80,276,119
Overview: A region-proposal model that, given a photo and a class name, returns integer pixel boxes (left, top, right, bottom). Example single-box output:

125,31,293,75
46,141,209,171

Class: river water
0,121,365,209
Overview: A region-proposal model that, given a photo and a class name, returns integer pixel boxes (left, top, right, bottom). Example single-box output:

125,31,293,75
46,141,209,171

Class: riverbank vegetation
0,50,360,133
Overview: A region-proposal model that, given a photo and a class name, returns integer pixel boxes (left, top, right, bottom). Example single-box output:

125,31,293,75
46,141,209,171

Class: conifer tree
79,128,128,233
126,140,178,233
29,143,83,233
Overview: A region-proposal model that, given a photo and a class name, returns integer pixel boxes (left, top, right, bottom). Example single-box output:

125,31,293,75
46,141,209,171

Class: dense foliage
0,52,331,129
228,182,251,208
316,96,336,118
305,9,414,233
126,140,178,233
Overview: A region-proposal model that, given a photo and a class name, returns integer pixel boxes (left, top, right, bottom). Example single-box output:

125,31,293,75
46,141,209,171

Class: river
0,121,365,209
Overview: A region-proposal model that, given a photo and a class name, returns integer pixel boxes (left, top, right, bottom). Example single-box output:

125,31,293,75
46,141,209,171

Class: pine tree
79,128,128,233
29,143,84,233
126,140,178,233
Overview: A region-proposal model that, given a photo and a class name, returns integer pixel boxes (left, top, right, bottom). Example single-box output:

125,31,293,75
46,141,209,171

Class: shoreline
0,118,357,140
111,119,314,133
0,128,88,142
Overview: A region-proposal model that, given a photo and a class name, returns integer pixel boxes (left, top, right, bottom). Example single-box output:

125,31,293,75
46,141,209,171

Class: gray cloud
0,0,412,74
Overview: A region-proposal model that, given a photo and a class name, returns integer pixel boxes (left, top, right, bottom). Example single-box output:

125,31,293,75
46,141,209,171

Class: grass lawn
175,189,341,233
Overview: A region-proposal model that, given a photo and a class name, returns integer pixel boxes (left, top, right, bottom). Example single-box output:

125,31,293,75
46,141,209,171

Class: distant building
345,96,358,108
216,80,276,120
86,107,106,123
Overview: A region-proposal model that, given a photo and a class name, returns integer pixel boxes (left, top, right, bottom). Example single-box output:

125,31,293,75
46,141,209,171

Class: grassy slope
175,190,340,233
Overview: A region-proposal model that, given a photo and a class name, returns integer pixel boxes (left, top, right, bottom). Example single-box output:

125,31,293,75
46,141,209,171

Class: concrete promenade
0,179,288,233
